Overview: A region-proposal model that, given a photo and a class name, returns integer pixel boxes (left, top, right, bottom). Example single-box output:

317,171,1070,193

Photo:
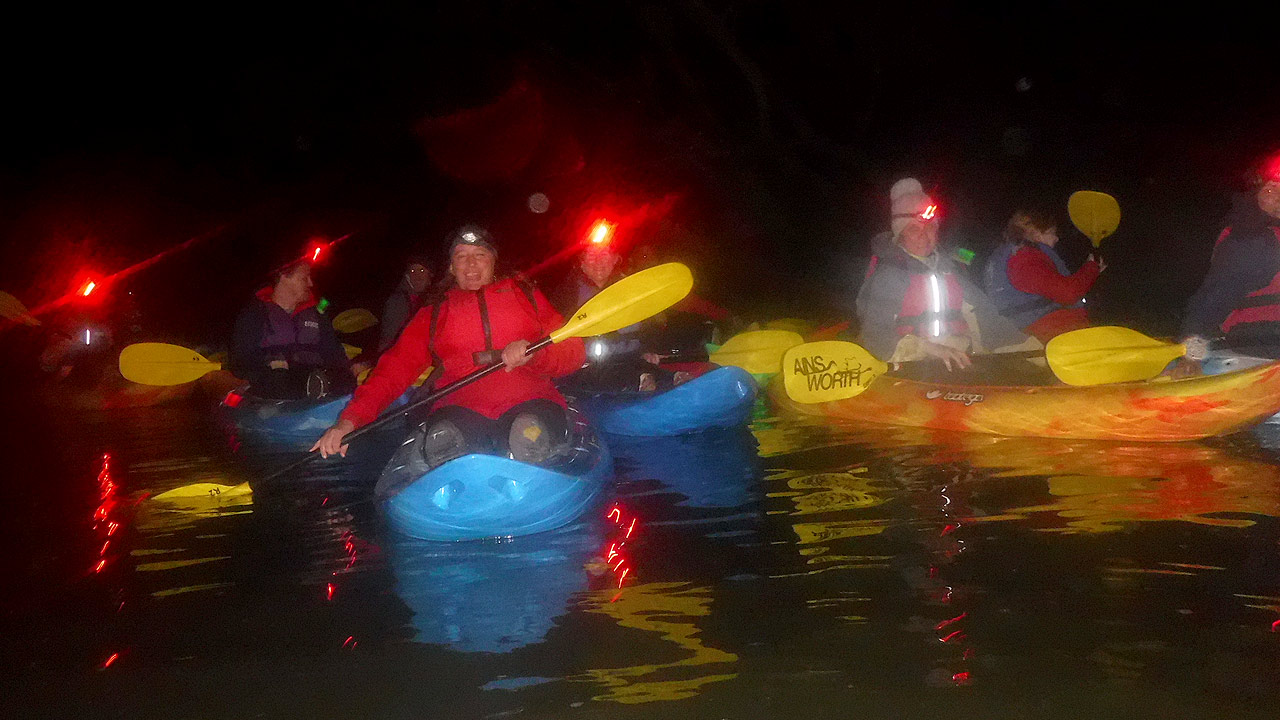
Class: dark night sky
2,2,1277,344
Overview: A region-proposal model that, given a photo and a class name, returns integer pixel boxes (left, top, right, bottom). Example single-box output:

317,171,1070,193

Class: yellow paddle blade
119,343,222,386
343,343,362,360
333,308,378,334
154,481,252,500
710,330,804,375
1046,326,1185,386
0,291,40,326
782,340,889,404
1068,191,1121,247
550,263,693,343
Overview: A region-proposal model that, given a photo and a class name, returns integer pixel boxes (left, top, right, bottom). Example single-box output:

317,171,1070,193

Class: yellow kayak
768,361,1280,442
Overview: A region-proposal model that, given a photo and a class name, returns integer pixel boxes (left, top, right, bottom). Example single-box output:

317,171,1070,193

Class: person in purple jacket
229,259,353,399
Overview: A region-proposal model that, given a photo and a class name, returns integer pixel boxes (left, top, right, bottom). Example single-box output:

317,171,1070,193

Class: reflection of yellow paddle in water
578,582,737,703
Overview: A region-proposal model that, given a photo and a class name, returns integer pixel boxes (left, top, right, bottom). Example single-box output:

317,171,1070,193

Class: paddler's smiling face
450,245,496,291
897,219,939,258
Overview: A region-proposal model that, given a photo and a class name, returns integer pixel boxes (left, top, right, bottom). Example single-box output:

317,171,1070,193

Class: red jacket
340,278,585,428
1006,246,1100,342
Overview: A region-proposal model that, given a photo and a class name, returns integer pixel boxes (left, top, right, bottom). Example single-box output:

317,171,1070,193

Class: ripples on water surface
6,388,1280,718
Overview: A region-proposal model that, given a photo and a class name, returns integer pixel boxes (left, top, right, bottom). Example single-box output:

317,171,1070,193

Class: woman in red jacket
982,209,1105,342
312,226,586,465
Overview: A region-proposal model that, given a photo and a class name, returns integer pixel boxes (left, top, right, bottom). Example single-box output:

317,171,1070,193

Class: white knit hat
890,177,935,237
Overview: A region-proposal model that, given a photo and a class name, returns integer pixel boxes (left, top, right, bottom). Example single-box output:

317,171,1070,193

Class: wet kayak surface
6,387,1280,719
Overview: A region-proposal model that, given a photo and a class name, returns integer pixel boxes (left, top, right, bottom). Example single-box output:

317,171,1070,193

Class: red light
80,280,97,297
223,391,243,408
921,205,938,221
1272,619,1280,632
607,507,621,522
939,630,965,643
307,240,329,264
93,559,106,573
618,568,630,587
934,612,967,630
326,583,335,601
951,671,970,685
342,636,357,649
625,518,636,538
101,652,120,669
588,220,615,246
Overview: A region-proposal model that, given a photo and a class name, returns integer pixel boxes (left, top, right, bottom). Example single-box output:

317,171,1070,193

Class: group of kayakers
857,148,1280,381
226,147,1280,467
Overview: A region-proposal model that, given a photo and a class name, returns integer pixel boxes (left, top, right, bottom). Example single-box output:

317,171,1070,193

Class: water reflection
610,427,762,509
387,523,600,654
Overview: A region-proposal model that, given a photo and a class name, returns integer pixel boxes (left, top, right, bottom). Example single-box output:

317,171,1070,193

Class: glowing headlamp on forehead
920,204,938,221
462,232,478,243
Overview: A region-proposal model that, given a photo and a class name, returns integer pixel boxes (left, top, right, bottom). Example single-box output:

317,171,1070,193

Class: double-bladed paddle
257,262,693,479
708,329,804,375
781,326,1189,403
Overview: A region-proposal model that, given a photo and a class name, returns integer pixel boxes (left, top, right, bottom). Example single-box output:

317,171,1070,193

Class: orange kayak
767,361,1280,441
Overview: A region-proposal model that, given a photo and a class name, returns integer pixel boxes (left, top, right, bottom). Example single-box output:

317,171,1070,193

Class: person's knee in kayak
229,256,355,400
312,225,585,460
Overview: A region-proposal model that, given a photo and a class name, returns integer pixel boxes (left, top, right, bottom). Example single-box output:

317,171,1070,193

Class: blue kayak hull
220,387,411,447
379,424,613,541
568,365,758,437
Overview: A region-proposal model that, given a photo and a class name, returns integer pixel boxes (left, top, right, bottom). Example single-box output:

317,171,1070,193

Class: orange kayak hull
767,362,1280,442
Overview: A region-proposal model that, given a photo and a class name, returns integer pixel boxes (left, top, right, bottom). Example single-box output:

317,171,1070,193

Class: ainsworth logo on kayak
925,389,985,406
793,354,878,391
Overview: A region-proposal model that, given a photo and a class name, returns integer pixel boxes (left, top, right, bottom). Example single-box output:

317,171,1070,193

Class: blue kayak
219,386,412,447
565,365,758,437
377,415,613,541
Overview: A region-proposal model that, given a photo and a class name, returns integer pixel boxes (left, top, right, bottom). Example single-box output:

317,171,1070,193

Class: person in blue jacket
1177,150,1280,372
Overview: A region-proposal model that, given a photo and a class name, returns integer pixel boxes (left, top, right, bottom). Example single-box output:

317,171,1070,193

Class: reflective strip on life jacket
896,272,967,338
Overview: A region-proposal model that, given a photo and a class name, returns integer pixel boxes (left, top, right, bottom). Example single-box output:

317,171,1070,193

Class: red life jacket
1218,226,1280,333
895,270,968,339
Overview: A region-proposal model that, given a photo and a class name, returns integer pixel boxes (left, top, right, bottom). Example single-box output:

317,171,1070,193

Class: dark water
6,383,1280,719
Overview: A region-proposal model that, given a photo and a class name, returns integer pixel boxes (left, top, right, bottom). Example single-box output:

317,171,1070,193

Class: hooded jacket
340,277,585,428
855,232,1030,362
1182,194,1280,343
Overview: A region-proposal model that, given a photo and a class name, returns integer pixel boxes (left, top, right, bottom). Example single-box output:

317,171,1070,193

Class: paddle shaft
261,337,553,481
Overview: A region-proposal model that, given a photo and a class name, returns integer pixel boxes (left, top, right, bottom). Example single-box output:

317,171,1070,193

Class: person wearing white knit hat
855,177,1040,377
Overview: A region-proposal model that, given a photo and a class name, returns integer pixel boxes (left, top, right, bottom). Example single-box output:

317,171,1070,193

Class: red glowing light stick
921,204,938,221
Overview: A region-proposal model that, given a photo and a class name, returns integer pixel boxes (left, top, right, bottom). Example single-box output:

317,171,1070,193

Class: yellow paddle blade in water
153,482,252,500
550,263,693,343
782,340,889,404
710,330,804,375
333,308,378,334
1068,191,1121,247
343,343,362,360
1046,326,1185,386
0,291,40,326
120,343,222,386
